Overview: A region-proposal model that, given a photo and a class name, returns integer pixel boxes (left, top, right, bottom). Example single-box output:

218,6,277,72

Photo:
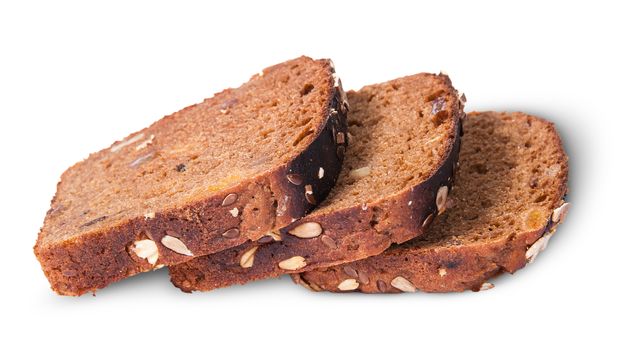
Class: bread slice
34,56,349,296
293,111,569,293
169,73,464,292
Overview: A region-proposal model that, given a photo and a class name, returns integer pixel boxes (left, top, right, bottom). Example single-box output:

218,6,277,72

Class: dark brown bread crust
169,74,464,292
34,57,348,296
293,112,569,293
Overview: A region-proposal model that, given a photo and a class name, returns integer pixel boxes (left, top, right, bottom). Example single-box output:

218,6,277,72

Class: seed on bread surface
286,174,303,185
110,133,144,153
358,271,369,285
305,184,317,204
390,276,417,292
221,193,238,206
161,235,193,256
320,235,337,249
240,246,259,268
132,240,159,265
551,202,570,223
343,266,358,278
349,166,371,180
337,279,359,291
222,228,240,239
278,256,307,270
377,280,388,293
288,222,322,238
436,186,449,214
422,213,434,229
525,232,554,263
135,134,155,151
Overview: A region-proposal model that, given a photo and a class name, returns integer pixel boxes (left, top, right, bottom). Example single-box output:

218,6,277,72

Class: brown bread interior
411,111,567,248
297,111,569,293
38,57,333,247
316,74,456,213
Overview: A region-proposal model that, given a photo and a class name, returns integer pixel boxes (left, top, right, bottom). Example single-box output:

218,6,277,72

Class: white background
1,1,615,349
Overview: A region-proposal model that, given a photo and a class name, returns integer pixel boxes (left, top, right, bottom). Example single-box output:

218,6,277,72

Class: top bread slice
34,56,349,296
169,73,464,292
294,111,569,293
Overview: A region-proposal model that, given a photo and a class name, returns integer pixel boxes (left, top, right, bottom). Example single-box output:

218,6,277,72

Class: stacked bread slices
294,111,569,293
34,56,569,296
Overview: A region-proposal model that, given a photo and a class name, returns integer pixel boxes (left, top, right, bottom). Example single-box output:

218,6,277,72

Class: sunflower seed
343,266,358,278
161,235,193,256
305,184,316,204
358,271,369,285
129,151,155,168
240,246,259,268
286,174,303,185
337,279,359,291
390,276,417,292
422,213,434,229
551,202,570,223
525,233,554,263
132,239,159,265
222,228,240,239
263,230,282,241
377,280,388,293
222,193,238,206
349,166,371,180
321,235,337,249
257,235,274,243
288,222,322,238
135,134,155,151
436,186,449,214
278,256,307,270
111,133,144,153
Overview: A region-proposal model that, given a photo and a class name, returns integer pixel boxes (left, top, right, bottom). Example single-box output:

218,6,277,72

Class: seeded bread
293,111,569,293
169,73,464,292
34,56,349,296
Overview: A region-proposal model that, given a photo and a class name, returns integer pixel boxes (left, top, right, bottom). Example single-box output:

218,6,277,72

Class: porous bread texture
294,111,569,293
169,73,464,292
313,75,458,213
35,56,348,295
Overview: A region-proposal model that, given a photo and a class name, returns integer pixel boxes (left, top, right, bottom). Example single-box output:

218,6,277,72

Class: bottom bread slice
294,111,570,293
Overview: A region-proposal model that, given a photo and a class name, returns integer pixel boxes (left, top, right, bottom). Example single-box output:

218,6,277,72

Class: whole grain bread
169,73,464,292
293,111,569,293
34,56,349,296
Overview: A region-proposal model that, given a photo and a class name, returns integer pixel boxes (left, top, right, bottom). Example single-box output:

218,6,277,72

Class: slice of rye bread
34,56,349,296
293,111,570,293
169,73,465,292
